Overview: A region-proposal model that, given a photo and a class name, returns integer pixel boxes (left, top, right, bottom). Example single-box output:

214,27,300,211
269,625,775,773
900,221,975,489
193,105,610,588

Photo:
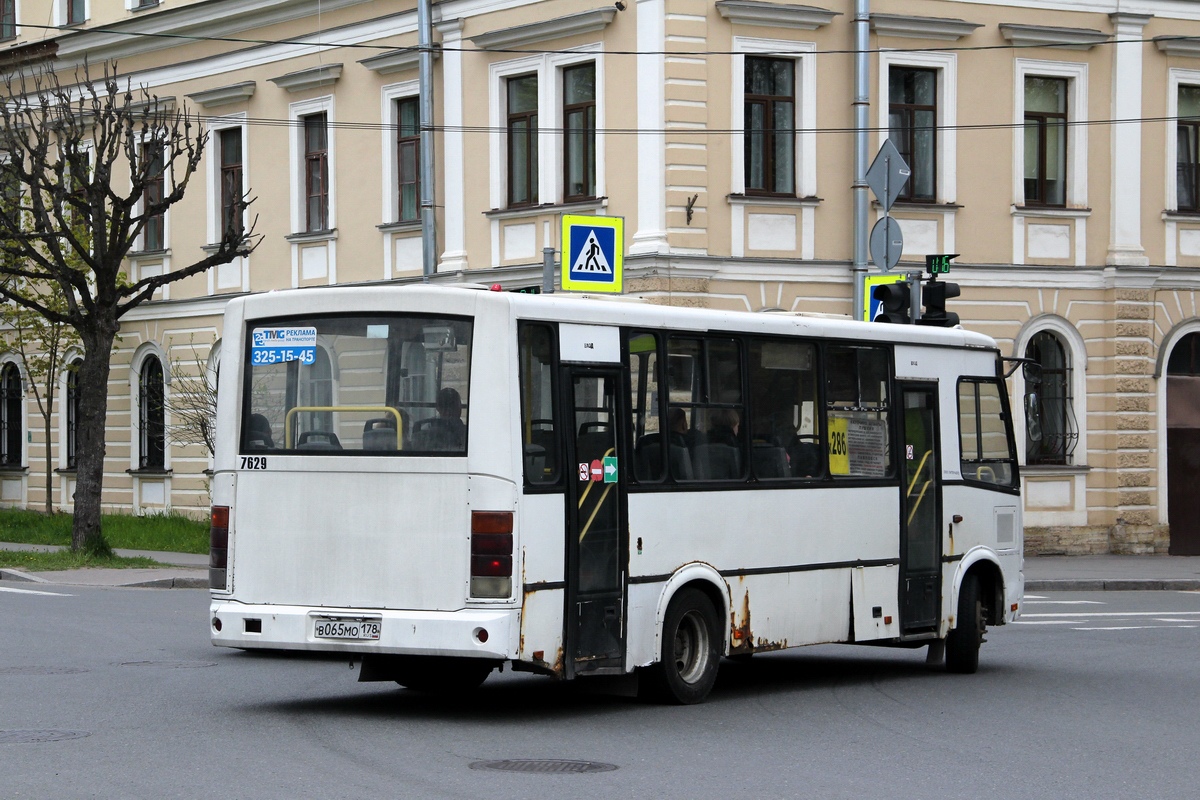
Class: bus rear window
241,314,472,455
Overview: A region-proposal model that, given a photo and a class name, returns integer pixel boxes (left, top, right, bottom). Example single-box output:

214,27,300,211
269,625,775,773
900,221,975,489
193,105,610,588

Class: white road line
1020,611,1200,618
1012,620,1077,625
1073,625,1198,631
1023,594,1048,600
0,586,72,597
1022,600,1106,605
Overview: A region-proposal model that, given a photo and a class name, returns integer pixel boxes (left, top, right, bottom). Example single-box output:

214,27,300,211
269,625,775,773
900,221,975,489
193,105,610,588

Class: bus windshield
241,313,472,455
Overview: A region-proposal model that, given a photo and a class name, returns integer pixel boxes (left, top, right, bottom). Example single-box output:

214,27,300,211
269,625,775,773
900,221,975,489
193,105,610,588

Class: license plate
313,617,381,641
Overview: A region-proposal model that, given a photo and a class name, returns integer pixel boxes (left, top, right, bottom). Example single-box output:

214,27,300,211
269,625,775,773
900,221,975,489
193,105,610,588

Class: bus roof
229,284,1000,352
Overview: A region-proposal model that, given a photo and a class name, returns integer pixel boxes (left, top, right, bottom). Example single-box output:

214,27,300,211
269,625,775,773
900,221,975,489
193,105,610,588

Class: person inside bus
246,413,274,449
418,386,467,451
706,408,740,448
667,406,690,446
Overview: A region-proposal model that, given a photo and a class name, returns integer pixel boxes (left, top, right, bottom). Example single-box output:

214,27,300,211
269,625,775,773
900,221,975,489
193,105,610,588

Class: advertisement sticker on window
251,327,317,366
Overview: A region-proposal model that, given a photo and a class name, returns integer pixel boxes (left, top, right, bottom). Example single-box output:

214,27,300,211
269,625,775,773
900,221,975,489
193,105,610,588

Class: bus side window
958,378,1017,488
519,323,559,485
749,338,820,479
825,345,893,479
628,332,665,482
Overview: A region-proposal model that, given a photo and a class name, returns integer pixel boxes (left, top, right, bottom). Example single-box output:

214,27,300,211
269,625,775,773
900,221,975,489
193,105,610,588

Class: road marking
0,586,72,597
1020,611,1200,618
1022,600,1106,605
1023,594,1048,600
1012,620,1077,625
1073,625,1198,631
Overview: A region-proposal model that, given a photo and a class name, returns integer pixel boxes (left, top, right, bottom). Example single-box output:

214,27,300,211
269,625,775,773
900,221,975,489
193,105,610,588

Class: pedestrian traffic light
919,278,960,327
873,280,912,324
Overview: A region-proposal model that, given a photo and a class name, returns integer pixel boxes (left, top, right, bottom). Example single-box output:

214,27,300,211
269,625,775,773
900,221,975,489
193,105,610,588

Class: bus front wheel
945,574,984,674
641,588,721,704
393,656,495,693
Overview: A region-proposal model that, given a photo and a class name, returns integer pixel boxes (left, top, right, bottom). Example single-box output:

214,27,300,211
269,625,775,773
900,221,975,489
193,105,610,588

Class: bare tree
166,341,217,458
0,60,256,553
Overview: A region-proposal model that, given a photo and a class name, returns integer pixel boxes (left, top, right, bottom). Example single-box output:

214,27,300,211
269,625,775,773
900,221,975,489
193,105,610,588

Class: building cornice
186,81,256,108
468,8,617,50
870,13,983,41
1155,35,1200,58
716,1,840,30
359,46,439,75
269,64,342,93
998,23,1108,50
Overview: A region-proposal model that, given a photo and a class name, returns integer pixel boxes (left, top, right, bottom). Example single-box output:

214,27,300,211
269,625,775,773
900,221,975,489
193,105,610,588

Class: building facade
2,0,1200,554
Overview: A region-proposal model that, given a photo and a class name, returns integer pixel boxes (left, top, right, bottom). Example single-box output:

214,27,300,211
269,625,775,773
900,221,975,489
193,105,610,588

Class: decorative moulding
1155,36,1200,58
469,8,616,50
869,13,982,41
268,63,343,93
998,23,1108,50
359,46,440,75
716,0,840,30
187,81,256,108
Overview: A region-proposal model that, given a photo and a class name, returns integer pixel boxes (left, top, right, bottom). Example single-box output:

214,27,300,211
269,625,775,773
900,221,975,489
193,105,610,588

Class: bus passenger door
563,368,627,677
899,384,942,634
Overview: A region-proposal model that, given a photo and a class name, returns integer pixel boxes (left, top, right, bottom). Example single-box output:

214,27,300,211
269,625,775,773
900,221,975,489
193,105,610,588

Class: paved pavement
1,541,1198,591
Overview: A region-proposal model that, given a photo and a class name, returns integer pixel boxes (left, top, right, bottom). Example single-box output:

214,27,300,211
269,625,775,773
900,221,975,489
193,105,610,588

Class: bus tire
641,588,721,704
393,656,495,693
945,574,984,674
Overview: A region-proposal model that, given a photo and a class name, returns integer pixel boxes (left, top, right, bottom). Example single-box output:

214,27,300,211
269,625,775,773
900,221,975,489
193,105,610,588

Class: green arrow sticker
602,456,618,484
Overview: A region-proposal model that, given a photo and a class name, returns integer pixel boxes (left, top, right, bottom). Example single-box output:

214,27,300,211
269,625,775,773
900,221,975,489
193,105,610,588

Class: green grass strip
0,509,208,554
0,549,163,571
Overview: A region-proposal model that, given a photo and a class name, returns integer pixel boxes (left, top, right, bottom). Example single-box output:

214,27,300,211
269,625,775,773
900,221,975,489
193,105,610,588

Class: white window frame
57,351,83,471
57,0,88,25
129,343,170,473
1166,68,1200,214
135,134,170,253
1013,59,1088,208
381,80,420,225
205,113,249,294
488,46,605,210
0,354,26,469
731,37,817,198
878,50,957,204
1011,315,1088,467
289,95,336,235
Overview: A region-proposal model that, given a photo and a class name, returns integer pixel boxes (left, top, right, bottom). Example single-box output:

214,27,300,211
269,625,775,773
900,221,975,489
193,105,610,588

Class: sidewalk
1,541,1199,591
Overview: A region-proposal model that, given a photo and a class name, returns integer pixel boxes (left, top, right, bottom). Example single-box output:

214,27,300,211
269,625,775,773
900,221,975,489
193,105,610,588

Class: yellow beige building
2,0,1200,555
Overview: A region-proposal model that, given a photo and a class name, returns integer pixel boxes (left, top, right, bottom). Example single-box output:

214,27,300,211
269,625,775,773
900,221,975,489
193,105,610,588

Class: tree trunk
43,410,53,514
71,325,117,553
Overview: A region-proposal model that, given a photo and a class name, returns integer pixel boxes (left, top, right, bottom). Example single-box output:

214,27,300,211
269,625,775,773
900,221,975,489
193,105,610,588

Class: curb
122,576,209,589
0,568,48,584
1026,579,1200,592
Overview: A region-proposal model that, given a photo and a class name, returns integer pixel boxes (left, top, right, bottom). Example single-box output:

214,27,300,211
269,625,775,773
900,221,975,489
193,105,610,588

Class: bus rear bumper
209,600,517,660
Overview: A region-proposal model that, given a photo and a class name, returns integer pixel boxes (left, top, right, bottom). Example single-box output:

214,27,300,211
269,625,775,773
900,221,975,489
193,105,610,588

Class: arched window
1024,331,1078,465
0,363,21,467
66,358,82,469
139,356,165,470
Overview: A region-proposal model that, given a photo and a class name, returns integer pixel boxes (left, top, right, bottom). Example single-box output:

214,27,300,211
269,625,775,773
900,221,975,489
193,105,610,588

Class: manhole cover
0,666,88,676
469,759,618,774
0,730,91,744
117,661,216,669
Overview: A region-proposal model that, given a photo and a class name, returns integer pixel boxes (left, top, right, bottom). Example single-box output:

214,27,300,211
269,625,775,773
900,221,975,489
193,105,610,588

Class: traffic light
919,278,960,327
873,280,912,324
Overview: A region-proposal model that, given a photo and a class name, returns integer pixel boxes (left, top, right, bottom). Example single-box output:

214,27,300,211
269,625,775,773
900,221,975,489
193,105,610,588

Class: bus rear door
899,383,942,634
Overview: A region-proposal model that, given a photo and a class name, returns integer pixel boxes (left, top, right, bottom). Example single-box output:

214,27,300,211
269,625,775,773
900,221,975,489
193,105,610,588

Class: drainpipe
852,0,870,319
418,0,437,280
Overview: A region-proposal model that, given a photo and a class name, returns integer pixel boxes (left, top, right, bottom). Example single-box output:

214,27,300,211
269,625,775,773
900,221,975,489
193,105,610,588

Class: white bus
209,285,1023,704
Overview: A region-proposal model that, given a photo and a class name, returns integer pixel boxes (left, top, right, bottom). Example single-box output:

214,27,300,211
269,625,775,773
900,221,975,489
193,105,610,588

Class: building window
218,128,243,240
563,63,596,202
141,143,165,250
1178,85,1200,212
395,97,420,222
66,0,86,24
744,56,795,196
139,356,165,470
889,67,937,202
1024,331,1077,465
66,359,81,469
1024,77,1067,207
303,113,329,232
0,363,21,467
507,74,538,207
0,0,13,40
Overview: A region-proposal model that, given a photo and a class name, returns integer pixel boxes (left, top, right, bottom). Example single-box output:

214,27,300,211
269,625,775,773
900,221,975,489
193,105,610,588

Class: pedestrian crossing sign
562,214,623,293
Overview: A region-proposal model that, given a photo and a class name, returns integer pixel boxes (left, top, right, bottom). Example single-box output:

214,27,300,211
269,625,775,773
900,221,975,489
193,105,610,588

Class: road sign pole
542,247,555,294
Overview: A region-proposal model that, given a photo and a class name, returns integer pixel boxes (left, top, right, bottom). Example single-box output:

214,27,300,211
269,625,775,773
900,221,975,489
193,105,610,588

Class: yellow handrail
284,406,403,449
578,446,615,542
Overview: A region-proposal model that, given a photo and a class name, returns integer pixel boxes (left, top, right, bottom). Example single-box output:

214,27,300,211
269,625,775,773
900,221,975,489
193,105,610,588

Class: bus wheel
641,588,721,704
393,656,495,693
945,574,984,674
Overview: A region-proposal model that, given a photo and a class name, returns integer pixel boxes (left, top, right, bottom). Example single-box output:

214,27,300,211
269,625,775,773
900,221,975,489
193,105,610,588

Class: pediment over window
1156,36,1200,58
187,81,256,108
359,46,440,75
269,64,343,93
999,23,1107,50
469,8,616,50
716,1,839,30
870,13,982,41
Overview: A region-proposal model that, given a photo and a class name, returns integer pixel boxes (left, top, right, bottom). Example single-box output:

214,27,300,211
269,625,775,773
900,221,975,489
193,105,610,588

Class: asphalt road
2,586,1198,799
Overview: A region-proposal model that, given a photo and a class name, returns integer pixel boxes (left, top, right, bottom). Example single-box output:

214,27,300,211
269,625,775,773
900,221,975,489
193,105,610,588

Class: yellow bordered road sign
562,214,623,293
864,273,907,322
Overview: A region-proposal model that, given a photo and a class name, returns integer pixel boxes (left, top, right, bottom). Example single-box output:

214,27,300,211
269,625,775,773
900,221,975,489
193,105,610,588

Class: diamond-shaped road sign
866,139,911,212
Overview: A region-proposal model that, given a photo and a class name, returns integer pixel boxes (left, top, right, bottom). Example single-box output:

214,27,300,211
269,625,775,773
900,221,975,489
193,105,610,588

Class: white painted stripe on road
1022,600,1106,605
1073,625,1198,631
1023,594,1048,599
0,586,72,596
1021,611,1200,618
1012,620,1077,625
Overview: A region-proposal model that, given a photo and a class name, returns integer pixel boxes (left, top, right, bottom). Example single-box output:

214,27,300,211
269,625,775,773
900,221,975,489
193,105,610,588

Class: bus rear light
210,505,230,591
471,511,513,598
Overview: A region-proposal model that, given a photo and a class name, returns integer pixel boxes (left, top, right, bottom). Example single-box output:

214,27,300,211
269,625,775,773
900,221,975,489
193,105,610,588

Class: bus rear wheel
641,588,721,704
945,574,984,674
393,656,495,693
